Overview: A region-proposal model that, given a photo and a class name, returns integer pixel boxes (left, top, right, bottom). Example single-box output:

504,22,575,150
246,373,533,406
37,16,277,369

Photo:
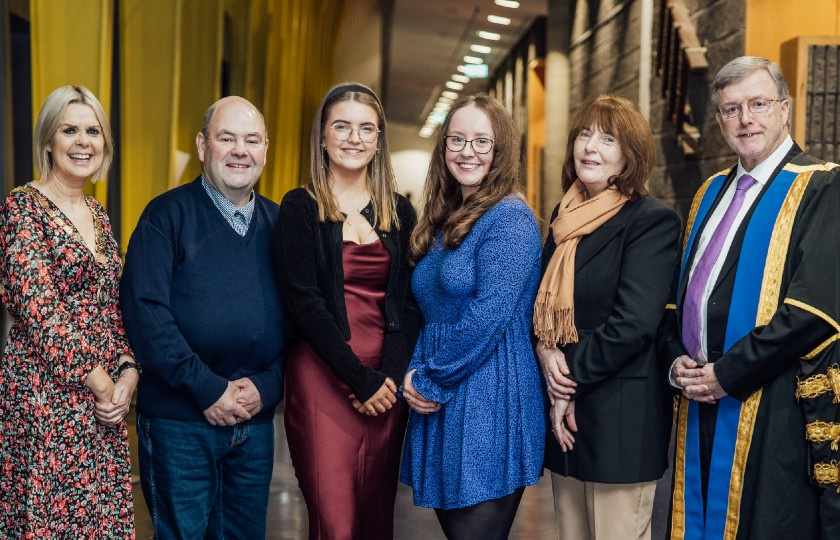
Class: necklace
23,184,110,307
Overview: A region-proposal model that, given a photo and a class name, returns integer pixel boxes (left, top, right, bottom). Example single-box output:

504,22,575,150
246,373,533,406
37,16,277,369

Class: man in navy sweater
121,96,285,539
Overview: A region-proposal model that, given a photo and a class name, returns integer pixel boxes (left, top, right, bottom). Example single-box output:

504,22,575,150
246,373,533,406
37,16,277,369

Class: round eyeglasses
329,122,380,143
444,135,495,154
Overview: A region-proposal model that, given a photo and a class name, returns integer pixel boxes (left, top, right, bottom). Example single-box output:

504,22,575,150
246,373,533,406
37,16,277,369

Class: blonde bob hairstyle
34,85,114,183
561,95,653,199
410,94,521,263
308,82,399,232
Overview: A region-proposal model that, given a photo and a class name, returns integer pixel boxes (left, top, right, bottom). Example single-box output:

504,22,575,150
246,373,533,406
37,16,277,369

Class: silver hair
711,56,790,107
711,56,791,126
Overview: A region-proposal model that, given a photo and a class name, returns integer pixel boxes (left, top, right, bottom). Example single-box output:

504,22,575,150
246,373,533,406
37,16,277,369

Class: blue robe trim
677,169,798,538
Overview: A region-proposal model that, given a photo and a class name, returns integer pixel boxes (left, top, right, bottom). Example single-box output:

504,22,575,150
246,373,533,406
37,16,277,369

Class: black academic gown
659,146,840,539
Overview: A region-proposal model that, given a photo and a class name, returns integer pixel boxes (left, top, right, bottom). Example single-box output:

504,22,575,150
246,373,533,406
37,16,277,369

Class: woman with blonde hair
400,94,544,539
535,95,680,539
0,85,137,537
272,83,420,539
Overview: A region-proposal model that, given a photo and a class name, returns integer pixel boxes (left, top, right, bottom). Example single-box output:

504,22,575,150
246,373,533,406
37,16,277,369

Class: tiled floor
132,412,672,539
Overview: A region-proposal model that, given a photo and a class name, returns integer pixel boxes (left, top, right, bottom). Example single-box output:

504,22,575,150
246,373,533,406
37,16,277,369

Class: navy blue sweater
121,178,285,422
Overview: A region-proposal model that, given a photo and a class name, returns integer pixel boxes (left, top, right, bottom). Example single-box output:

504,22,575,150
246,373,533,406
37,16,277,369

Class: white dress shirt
671,136,795,384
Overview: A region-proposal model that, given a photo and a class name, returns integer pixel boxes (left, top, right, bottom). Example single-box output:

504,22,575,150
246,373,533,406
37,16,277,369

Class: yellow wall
120,0,182,248
746,0,840,62
527,60,546,216
30,0,113,203
26,0,349,247
175,0,223,186
259,0,344,203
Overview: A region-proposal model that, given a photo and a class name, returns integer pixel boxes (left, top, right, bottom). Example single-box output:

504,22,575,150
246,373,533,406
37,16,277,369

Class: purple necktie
682,174,756,358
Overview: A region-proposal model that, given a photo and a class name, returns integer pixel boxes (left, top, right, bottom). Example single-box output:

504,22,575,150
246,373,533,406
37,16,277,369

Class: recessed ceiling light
434,103,452,112
452,74,470,84
438,96,455,104
463,55,484,64
471,44,492,54
445,81,464,90
428,111,448,125
478,31,501,41
487,15,511,25
442,91,459,100
494,0,520,7
419,127,435,138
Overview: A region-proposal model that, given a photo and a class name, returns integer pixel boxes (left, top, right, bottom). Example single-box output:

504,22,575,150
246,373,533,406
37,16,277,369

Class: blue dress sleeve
410,202,541,403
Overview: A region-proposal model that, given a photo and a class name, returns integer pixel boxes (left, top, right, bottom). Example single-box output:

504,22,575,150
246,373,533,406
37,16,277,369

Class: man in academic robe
660,55,840,539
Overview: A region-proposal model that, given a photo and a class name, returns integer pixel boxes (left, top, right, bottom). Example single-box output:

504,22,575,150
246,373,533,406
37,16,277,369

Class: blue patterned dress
400,197,545,509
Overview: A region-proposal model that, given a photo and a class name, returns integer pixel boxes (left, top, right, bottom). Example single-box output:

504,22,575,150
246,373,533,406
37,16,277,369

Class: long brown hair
562,95,653,199
410,94,520,263
309,82,399,231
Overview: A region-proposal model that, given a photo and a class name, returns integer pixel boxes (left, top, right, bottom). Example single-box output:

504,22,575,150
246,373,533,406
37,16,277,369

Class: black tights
434,487,525,540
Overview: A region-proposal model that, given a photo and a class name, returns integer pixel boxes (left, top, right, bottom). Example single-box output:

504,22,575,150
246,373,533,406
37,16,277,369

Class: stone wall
650,0,745,220
566,0,745,221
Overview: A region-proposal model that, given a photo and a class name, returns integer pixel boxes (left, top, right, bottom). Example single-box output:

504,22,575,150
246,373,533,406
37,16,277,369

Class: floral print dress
0,185,134,538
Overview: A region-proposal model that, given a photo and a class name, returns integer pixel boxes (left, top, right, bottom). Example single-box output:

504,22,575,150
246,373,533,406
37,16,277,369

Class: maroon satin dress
284,239,408,540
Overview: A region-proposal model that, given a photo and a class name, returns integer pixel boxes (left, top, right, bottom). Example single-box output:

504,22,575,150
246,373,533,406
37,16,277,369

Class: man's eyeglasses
717,97,784,119
444,135,495,154
207,135,268,149
329,122,380,143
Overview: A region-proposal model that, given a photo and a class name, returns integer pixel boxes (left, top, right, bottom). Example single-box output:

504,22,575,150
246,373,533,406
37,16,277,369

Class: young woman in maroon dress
272,83,420,540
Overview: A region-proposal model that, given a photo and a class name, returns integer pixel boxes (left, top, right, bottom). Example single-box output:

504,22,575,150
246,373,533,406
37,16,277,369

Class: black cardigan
271,186,421,403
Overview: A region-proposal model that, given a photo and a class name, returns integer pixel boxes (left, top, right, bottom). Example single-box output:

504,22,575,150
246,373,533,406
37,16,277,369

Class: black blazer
271,186,421,403
543,194,680,483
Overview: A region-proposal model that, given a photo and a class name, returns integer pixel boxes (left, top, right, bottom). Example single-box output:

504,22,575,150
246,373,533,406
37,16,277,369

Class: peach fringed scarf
533,180,629,347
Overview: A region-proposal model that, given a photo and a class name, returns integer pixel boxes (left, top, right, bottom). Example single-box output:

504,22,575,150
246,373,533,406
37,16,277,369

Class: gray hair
711,56,790,107
712,56,791,126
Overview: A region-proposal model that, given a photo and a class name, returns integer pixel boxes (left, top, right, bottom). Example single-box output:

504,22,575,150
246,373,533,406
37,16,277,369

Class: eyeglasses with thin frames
329,122,380,143
444,135,495,154
717,97,784,119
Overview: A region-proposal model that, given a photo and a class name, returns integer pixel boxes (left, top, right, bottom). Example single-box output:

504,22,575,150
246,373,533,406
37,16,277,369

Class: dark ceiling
384,0,547,132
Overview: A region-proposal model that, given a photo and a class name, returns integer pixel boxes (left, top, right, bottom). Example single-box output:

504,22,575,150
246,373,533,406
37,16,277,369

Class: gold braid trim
723,168,813,540
670,397,690,539
801,335,839,361
813,461,840,493
784,297,840,333
784,162,840,173
806,421,840,451
681,170,730,253
669,171,728,539
796,365,840,403
786,297,840,360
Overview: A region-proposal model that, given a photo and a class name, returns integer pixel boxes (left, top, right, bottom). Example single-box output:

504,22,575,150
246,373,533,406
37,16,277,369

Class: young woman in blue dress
400,94,545,539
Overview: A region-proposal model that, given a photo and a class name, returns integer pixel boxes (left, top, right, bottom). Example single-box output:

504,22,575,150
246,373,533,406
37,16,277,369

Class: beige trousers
551,472,657,540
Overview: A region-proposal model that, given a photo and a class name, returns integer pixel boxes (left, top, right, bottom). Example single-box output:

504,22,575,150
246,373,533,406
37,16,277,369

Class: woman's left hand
94,360,139,427
403,369,441,414
550,399,578,452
